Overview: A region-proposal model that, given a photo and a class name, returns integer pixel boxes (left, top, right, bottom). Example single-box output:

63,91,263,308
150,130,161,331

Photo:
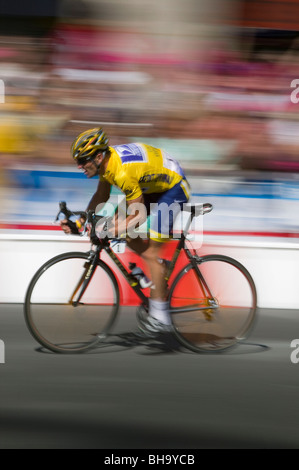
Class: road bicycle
24,201,257,354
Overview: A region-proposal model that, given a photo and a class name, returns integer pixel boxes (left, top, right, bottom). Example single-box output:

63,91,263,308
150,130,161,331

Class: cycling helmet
71,128,109,163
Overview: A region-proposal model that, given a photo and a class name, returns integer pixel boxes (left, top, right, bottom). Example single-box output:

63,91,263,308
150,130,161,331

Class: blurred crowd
1,14,299,174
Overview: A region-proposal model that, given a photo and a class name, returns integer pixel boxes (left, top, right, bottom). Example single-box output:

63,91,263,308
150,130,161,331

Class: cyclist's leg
141,239,168,301
126,190,171,301
145,181,190,325
125,235,171,332
126,236,148,255
126,236,167,300
128,181,190,331
125,192,154,256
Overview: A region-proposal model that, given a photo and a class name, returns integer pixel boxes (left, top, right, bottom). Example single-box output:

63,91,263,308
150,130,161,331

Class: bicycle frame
70,203,216,313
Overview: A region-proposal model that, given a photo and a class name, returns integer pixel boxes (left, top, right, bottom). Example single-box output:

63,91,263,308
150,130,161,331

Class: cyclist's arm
111,194,147,238
86,179,111,212
60,180,111,234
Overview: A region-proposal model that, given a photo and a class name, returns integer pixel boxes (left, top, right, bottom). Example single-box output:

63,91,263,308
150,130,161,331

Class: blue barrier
2,167,299,233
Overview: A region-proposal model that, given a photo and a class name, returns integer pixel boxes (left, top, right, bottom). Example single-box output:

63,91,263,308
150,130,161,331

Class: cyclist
61,127,191,336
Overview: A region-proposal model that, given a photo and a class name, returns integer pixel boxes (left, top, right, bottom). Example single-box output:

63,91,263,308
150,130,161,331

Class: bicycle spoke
169,255,257,352
24,253,120,353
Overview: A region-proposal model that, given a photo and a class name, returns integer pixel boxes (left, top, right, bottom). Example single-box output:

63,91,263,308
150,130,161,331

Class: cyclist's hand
60,218,84,235
90,216,113,244
75,216,86,231
60,218,72,234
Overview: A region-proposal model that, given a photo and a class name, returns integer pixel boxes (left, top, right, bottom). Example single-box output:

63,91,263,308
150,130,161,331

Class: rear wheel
169,255,257,352
24,252,120,353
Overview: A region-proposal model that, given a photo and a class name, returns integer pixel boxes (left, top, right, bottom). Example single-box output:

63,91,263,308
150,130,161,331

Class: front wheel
24,252,120,353
169,255,257,353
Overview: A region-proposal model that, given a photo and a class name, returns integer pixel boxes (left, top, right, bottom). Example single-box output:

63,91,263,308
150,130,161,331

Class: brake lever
54,201,85,235
55,201,71,222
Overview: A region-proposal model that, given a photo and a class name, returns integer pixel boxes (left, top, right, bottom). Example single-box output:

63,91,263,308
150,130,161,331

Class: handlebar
55,201,86,235
55,201,86,223
56,201,111,242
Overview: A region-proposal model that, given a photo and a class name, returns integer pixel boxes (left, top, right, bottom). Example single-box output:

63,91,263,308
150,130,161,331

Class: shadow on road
33,331,269,356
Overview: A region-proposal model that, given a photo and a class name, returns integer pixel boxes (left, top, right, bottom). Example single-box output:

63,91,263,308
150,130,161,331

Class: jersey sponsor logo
139,173,172,185
114,143,147,164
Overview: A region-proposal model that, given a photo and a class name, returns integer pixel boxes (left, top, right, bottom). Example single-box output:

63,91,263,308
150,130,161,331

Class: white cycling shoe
136,307,174,338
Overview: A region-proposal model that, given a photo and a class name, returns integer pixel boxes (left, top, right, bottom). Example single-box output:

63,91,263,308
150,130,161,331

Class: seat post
180,205,196,241
180,203,213,244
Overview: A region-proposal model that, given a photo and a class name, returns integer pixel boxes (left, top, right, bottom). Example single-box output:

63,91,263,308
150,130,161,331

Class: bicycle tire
24,252,120,354
168,254,257,353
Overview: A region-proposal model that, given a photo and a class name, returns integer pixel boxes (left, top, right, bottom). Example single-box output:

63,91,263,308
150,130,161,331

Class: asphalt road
0,304,299,449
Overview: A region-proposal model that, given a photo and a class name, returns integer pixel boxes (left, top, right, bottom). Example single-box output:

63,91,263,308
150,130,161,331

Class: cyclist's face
77,153,102,178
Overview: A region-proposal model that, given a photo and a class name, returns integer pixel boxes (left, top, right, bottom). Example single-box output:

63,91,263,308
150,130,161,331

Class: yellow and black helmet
71,128,109,163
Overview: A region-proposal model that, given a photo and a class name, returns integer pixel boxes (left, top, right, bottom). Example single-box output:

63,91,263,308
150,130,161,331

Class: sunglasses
76,150,103,166
76,156,93,166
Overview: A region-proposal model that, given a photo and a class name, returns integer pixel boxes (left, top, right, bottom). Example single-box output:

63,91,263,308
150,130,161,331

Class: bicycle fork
69,249,100,306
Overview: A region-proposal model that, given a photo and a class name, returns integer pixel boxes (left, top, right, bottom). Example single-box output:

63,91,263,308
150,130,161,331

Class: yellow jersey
100,143,186,201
